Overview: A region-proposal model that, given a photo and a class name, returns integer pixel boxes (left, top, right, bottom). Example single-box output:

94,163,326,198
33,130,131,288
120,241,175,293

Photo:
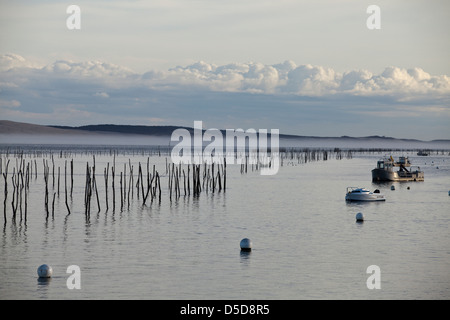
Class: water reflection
37,277,52,285
36,277,52,299
239,250,251,264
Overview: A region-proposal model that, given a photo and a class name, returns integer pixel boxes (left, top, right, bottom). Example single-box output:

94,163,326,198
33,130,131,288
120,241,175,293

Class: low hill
1,120,449,149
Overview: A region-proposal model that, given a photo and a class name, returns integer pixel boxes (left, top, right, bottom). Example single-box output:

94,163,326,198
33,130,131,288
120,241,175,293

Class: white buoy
37,264,53,278
355,212,364,222
391,185,395,190
240,238,252,252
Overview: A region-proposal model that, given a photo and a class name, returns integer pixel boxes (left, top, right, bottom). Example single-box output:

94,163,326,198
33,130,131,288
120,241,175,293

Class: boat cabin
376,156,411,170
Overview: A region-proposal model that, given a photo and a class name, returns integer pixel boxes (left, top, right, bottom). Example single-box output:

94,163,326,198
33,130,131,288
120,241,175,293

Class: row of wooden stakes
1,154,228,223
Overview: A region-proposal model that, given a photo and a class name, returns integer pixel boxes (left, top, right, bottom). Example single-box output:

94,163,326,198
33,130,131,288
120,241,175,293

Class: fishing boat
417,150,429,156
345,187,386,202
372,156,424,182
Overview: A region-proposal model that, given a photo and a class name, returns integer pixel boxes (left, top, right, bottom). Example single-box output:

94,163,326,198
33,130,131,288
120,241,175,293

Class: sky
0,0,449,140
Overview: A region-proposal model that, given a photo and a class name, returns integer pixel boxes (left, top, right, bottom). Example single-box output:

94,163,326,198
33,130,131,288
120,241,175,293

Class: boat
372,156,424,182
345,187,386,202
417,150,429,156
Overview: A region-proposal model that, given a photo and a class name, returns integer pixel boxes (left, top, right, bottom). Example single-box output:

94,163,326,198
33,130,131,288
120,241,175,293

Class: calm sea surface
0,146,449,300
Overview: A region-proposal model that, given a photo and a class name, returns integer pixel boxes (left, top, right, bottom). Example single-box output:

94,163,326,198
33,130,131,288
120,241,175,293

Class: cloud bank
1,54,449,140
144,60,450,98
3,53,449,97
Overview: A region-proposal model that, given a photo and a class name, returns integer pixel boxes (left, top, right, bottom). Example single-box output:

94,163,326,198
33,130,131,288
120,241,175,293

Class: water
0,148,449,300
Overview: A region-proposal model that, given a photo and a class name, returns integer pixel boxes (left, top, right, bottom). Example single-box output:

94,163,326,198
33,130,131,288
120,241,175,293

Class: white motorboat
345,187,386,202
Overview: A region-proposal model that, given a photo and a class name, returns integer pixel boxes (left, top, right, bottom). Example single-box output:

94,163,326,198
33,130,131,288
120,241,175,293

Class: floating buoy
407,186,410,190
355,212,364,222
391,186,395,190
37,264,53,278
240,238,252,252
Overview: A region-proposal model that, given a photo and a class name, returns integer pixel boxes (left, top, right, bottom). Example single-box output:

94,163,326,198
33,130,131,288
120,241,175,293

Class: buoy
355,212,364,222
240,238,252,252
37,264,53,278
407,186,410,190
391,185,395,190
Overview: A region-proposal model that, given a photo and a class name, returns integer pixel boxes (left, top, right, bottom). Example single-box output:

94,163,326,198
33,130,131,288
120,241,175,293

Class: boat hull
371,169,424,182
345,194,386,201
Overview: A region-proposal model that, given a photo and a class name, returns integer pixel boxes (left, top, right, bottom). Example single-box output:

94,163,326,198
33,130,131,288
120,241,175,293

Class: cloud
0,99,21,108
94,92,110,98
42,60,135,79
0,54,449,139
284,64,340,95
0,53,39,71
141,59,450,98
2,54,449,98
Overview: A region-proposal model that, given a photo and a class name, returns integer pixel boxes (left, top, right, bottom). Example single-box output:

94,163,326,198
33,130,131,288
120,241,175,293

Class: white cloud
0,54,449,139
0,53,35,71
94,92,110,98
284,64,340,95
141,60,450,98
2,54,449,99
42,60,135,79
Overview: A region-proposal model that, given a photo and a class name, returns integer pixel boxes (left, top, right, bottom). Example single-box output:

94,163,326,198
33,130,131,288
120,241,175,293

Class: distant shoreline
1,120,449,149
